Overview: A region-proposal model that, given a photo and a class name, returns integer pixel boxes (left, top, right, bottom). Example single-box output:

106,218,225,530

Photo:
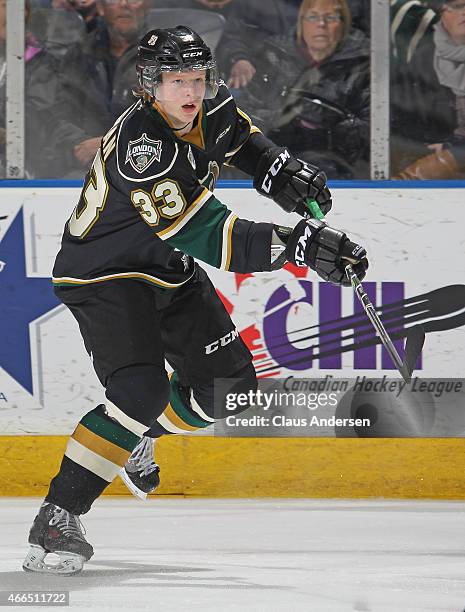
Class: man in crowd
390,0,465,178
49,0,151,177
395,0,465,178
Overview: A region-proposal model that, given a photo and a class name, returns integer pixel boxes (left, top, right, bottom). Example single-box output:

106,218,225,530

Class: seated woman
238,0,370,179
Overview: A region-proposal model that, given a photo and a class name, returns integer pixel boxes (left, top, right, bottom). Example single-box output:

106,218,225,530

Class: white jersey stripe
103,135,117,161
53,269,195,289
220,212,237,270
157,189,213,241
65,438,121,482
103,101,140,149
191,396,216,423
206,95,233,116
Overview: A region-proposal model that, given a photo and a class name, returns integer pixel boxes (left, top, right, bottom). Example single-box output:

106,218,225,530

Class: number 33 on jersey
55,84,273,291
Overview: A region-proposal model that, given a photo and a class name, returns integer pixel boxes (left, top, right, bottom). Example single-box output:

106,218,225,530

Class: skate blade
22,545,85,575
118,467,148,501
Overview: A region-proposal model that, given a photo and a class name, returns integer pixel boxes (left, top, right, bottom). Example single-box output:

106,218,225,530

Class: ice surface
0,498,464,611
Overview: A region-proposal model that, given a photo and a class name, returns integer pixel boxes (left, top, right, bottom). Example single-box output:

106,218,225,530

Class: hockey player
22,26,368,575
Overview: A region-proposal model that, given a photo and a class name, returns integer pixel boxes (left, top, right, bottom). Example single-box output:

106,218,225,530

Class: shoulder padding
116,109,179,183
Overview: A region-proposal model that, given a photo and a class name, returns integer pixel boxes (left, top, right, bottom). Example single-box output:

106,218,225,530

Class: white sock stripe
105,401,148,437
65,438,121,482
190,395,216,423
156,413,188,435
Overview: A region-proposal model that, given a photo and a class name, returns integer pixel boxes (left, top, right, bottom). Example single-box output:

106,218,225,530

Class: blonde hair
296,0,352,45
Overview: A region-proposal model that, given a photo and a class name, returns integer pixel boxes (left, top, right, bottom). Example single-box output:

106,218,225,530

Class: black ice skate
119,436,160,500
22,502,93,575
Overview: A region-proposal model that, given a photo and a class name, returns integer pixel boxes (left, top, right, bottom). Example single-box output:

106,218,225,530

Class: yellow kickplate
1,436,464,498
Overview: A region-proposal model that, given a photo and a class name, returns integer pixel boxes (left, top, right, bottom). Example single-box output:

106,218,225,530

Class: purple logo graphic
261,281,422,372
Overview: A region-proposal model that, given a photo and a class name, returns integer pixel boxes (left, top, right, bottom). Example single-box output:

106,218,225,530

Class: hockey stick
305,198,425,383
345,264,424,383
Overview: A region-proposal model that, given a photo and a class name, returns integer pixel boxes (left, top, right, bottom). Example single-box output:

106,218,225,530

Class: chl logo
205,329,239,355
261,150,291,194
125,133,162,174
262,280,417,372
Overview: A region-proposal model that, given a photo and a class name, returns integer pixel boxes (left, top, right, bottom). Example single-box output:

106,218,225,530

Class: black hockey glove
285,219,368,286
254,148,332,217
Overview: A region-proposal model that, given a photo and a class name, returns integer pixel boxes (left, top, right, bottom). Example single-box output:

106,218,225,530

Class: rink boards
0,183,464,497
2,435,465,499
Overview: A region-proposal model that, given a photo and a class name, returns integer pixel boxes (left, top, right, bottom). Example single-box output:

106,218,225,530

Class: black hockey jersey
52,84,275,290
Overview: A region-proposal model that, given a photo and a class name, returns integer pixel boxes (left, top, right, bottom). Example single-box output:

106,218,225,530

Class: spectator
67,1,100,32
347,0,370,35
154,1,303,87
153,0,234,20
238,0,370,179
49,0,151,177
214,0,368,90
433,1,465,137
214,0,302,88
390,0,456,175
393,0,465,178
0,0,59,177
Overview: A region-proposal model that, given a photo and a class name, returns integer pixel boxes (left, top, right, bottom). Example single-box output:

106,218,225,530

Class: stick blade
404,325,426,377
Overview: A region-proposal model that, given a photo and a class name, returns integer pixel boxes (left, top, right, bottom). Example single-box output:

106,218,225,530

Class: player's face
301,0,344,60
156,70,207,127
441,2,465,44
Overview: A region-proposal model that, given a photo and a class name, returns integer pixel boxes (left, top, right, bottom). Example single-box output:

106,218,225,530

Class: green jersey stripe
165,195,231,268
169,373,211,428
157,188,212,241
80,408,140,452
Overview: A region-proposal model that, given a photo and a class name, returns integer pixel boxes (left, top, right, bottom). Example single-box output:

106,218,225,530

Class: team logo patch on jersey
147,35,158,46
125,133,162,174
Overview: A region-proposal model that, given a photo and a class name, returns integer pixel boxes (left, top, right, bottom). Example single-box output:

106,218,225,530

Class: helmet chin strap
172,122,192,132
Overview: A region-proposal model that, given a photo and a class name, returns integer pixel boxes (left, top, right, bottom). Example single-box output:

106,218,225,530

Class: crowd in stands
391,0,465,179
0,0,464,179
234,0,370,179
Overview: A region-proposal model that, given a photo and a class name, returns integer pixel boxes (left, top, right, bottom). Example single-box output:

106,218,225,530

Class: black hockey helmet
137,26,220,100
